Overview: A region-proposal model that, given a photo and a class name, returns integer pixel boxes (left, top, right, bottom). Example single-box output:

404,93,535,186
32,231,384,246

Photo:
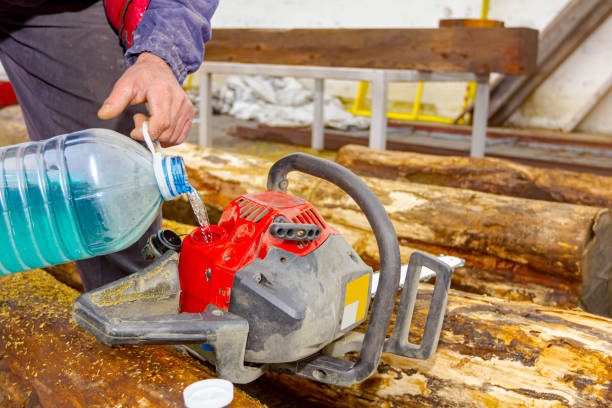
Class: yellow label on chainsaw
341,274,370,330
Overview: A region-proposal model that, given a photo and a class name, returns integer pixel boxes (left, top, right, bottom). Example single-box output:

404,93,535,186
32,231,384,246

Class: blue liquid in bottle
0,129,189,274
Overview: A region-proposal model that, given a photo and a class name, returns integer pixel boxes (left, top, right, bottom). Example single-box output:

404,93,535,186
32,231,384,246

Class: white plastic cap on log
183,379,234,408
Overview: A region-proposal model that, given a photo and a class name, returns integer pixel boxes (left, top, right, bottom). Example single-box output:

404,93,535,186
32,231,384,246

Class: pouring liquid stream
188,188,213,242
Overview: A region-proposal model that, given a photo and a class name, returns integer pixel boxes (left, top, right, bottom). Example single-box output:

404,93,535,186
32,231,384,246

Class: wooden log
310,175,612,315
205,27,538,75
164,144,611,313
335,144,612,208
168,216,581,310
0,118,28,147
43,220,198,292
5,248,610,407
44,262,83,292
0,269,265,407
265,286,612,408
163,215,577,309
342,226,580,310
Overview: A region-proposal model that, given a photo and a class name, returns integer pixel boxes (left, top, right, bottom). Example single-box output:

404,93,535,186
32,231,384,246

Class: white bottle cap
183,379,234,408
142,121,190,200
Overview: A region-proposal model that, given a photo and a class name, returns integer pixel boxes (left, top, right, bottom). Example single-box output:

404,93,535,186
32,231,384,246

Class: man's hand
97,52,194,147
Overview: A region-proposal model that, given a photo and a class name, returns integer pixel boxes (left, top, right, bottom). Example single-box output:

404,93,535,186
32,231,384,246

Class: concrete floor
186,114,337,162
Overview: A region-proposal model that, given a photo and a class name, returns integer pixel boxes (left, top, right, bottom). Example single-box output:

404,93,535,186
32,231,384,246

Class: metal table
199,62,490,157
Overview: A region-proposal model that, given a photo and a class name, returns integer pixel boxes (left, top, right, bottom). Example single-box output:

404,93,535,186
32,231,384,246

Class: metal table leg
369,70,388,150
312,78,325,150
199,71,213,147
470,75,490,157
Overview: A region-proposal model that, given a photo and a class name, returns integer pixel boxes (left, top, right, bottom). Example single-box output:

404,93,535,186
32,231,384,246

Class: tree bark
335,144,612,208
165,144,612,315
265,285,612,408
0,269,265,408
310,176,607,280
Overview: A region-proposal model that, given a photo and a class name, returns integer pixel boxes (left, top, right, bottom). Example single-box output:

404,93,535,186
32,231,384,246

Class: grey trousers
0,1,162,291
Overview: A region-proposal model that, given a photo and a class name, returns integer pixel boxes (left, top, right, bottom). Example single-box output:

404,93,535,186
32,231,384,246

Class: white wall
508,16,612,134
212,0,563,30
211,0,612,135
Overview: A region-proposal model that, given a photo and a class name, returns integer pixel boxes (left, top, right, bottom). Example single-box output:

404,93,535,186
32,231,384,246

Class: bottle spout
141,121,191,200
159,156,191,200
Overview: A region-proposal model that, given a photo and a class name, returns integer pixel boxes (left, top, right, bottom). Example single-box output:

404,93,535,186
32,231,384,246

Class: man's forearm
125,0,219,83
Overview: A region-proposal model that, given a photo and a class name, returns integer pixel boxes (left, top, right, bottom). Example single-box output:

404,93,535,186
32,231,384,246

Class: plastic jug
0,124,189,274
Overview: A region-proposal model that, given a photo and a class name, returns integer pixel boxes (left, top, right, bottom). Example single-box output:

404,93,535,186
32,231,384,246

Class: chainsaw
72,153,458,386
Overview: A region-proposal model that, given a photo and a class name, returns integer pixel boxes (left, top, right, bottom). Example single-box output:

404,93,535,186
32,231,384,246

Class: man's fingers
177,118,193,145
175,99,195,144
147,86,173,142
129,113,149,140
166,97,193,145
98,81,138,120
100,52,192,146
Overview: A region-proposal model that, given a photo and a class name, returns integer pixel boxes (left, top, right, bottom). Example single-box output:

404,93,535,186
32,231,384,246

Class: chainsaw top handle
268,153,401,385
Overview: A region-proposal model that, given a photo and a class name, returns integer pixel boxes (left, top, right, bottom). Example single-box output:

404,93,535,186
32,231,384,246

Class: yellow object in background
183,74,195,90
349,81,456,124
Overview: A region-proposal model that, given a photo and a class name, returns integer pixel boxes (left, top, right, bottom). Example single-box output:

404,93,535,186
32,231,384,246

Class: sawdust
0,269,265,407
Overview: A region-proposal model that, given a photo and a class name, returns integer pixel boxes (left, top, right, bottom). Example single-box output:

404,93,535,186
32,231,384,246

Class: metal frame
199,62,490,157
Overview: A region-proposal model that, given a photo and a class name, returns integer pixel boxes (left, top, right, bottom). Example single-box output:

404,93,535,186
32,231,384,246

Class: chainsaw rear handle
384,251,453,359
268,153,401,385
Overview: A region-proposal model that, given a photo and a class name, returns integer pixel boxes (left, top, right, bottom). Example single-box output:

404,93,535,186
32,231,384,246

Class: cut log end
582,210,612,316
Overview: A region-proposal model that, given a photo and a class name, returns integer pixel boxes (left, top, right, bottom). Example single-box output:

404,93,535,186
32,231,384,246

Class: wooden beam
563,73,612,132
205,28,538,75
488,0,612,125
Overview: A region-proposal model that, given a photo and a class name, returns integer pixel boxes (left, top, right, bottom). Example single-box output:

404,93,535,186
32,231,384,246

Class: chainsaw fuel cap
183,379,234,408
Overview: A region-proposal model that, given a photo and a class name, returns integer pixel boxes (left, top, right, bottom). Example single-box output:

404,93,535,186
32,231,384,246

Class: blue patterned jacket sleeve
125,0,219,83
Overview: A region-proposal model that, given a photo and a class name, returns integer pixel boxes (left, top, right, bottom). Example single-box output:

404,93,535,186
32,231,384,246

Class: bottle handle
142,121,164,157
142,121,175,200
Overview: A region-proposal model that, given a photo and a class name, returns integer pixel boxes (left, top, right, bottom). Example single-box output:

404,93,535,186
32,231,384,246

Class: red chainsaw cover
178,191,338,313
0,82,18,108
103,0,151,48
